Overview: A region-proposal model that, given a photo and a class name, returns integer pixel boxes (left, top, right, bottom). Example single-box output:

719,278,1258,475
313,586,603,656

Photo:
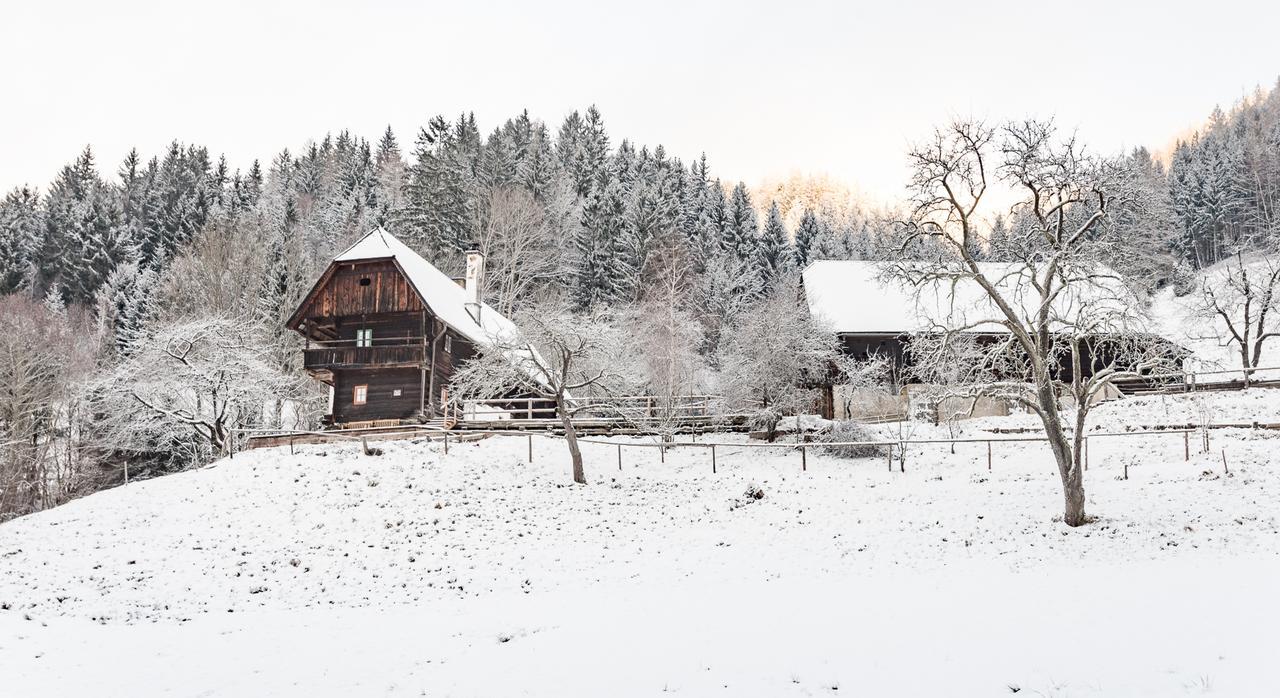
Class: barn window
353,384,368,405
444,335,452,353
356,328,373,347
358,277,372,286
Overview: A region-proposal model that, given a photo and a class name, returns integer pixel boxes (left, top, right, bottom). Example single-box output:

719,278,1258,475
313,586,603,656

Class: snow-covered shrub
815,420,886,459
748,407,783,441
1171,260,1197,297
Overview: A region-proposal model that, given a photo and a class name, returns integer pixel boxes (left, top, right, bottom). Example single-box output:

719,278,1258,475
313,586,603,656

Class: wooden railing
303,345,425,369
457,395,731,421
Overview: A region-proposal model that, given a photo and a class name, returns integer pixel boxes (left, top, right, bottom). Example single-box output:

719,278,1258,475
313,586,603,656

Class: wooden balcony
303,344,425,370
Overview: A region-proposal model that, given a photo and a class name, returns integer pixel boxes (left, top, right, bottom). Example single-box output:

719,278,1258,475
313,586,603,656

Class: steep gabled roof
289,227,521,349
800,260,1141,336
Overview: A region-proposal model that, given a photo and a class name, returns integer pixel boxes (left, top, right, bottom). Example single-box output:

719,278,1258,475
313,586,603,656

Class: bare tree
624,240,709,438
1189,251,1280,381
471,187,566,315
890,119,1177,526
449,300,624,484
0,295,100,521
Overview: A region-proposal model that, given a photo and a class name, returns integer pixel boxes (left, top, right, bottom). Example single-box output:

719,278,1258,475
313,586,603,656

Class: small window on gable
356,328,373,348
353,384,368,405
359,277,372,286
444,335,452,353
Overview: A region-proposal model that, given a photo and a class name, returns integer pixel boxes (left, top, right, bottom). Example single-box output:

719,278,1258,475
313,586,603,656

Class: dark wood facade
288,257,476,426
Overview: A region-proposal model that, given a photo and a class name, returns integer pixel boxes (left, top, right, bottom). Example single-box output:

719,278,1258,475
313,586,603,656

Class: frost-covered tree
472,187,565,315
0,295,99,521
0,186,42,293
889,119,1178,527
793,208,821,268
449,301,625,484
1189,252,1280,379
91,316,308,466
715,278,848,440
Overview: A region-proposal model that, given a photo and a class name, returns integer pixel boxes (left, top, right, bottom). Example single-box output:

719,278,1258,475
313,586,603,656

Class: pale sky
3,0,1278,205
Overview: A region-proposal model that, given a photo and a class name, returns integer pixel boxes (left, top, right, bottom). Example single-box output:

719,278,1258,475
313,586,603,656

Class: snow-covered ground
3,389,1280,696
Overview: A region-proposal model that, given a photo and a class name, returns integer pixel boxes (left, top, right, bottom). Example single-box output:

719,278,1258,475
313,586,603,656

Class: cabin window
444,335,452,353
356,328,373,347
353,384,368,405
392,389,402,397
358,277,372,286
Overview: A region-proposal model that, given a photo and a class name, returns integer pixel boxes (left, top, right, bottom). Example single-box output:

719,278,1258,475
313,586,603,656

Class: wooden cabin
286,228,521,427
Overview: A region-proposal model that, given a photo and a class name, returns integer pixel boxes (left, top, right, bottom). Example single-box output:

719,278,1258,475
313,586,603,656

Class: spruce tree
759,202,792,283
0,186,42,293
792,208,820,268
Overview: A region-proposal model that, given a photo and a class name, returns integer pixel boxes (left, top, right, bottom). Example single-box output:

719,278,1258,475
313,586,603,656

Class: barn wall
299,260,426,321
333,368,423,423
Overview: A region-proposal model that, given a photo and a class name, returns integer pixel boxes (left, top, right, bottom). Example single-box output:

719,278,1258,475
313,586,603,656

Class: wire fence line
234,420,1262,477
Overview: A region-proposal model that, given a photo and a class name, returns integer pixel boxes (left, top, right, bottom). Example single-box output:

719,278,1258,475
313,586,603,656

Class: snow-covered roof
333,228,522,349
801,260,1140,336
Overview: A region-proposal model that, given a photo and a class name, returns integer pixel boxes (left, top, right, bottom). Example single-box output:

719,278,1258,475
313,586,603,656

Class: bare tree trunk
1035,381,1086,526
555,393,585,485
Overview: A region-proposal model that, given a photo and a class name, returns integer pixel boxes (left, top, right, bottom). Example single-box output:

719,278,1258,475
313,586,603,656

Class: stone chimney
464,250,485,323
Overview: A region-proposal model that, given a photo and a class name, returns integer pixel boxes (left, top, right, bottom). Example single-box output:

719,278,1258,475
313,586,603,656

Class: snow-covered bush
815,420,886,459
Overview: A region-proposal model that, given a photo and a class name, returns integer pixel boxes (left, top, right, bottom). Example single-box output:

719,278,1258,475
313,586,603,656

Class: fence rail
242,419,1264,480
457,395,732,421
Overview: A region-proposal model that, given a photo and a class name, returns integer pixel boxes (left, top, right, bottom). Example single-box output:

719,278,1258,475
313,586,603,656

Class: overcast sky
3,0,1277,204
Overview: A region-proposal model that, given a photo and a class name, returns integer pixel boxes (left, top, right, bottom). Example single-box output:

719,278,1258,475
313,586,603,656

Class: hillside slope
3,389,1280,696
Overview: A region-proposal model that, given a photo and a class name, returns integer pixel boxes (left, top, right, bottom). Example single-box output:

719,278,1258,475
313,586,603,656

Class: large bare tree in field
890,120,1176,526
449,300,623,485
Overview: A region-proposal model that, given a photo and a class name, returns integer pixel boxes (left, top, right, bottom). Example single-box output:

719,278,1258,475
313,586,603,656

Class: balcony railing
303,344,425,370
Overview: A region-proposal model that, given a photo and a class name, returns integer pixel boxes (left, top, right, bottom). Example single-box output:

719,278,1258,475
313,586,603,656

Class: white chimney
464,250,485,323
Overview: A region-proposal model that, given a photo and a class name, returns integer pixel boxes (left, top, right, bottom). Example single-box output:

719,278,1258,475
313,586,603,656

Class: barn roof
800,260,1141,336
327,228,520,348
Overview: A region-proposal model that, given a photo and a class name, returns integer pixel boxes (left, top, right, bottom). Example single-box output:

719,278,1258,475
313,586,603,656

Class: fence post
528,434,533,463
987,441,992,471
1222,449,1229,475
1184,431,1189,462
290,436,295,455
617,443,622,471
887,442,893,472
801,445,807,472
443,431,449,455
899,442,905,473
1123,458,1128,480
660,443,665,463
711,444,717,474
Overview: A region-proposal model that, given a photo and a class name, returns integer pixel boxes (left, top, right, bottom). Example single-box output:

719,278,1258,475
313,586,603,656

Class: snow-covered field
3,390,1280,696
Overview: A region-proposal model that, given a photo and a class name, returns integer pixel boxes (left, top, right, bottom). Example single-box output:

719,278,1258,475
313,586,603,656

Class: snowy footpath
2,390,1279,696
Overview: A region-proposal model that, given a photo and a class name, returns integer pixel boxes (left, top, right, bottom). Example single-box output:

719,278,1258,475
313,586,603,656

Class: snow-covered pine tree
723,182,763,284
792,208,820,268
0,186,42,294
573,169,628,308
759,201,793,283
373,127,408,225
400,115,482,261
